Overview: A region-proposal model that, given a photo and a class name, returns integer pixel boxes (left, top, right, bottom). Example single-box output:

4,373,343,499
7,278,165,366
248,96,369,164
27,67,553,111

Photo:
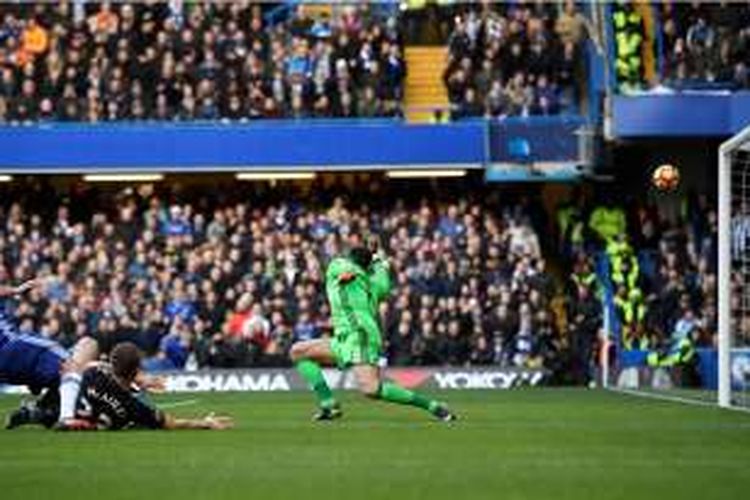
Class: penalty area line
159,399,200,409
607,387,750,414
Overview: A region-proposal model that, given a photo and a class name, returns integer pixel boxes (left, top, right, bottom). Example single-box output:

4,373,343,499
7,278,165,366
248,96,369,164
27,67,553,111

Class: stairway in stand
403,46,449,123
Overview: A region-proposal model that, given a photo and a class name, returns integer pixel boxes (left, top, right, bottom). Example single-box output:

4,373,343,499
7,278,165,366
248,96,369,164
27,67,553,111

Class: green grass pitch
1,388,749,500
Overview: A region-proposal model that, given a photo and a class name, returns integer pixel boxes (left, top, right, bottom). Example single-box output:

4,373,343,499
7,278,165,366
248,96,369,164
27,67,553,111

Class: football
652,164,680,191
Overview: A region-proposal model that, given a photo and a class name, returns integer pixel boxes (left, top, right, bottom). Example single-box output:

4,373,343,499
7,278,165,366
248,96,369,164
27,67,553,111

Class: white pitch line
158,399,199,409
608,387,750,414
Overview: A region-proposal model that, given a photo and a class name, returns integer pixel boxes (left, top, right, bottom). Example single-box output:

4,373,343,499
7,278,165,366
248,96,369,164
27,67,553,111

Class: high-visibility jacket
611,254,639,290
624,333,650,351
613,9,643,88
558,206,574,239
616,290,647,350
590,206,626,242
647,337,696,367
558,206,585,245
614,293,646,325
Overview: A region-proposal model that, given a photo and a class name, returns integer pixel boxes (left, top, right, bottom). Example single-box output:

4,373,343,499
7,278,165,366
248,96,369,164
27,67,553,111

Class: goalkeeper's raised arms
365,235,390,269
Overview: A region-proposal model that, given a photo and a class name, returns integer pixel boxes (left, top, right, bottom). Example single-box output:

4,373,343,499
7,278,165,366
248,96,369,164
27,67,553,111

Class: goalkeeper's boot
5,400,41,429
312,401,343,422
431,402,458,423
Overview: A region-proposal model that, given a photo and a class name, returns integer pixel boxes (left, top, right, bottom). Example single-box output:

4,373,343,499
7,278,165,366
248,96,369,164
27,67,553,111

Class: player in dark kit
66,342,232,431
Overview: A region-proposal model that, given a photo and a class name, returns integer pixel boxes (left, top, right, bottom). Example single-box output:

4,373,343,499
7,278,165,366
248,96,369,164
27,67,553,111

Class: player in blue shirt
1,279,99,429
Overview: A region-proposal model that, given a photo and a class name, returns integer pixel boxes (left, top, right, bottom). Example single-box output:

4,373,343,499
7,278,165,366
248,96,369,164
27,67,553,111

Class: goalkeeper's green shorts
330,330,382,369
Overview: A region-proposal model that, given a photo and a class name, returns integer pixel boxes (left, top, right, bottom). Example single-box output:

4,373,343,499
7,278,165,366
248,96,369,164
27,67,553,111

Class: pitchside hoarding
0,366,547,394
730,349,750,390
0,117,587,173
615,349,750,391
161,366,548,393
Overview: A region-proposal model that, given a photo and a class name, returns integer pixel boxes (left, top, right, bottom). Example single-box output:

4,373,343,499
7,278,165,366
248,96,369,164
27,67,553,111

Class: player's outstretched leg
290,339,341,421
353,365,457,422
58,337,99,424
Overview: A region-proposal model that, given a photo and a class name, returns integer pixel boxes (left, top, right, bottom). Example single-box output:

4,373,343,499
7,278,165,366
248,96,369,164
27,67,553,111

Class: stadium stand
442,1,587,120
658,1,750,89
610,2,750,92
0,2,405,122
0,180,563,373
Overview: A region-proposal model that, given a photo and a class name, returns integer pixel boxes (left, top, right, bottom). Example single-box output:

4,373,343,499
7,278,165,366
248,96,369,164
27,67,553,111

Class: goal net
719,128,750,409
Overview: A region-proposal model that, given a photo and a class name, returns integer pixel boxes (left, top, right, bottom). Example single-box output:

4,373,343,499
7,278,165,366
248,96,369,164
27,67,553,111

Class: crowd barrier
161,366,549,393
0,366,549,394
613,92,750,137
617,348,750,391
0,118,585,173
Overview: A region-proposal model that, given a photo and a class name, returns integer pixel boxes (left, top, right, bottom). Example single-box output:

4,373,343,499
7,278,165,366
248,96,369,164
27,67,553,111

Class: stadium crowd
0,2,405,122
558,190,718,370
659,1,750,89
615,1,750,92
0,180,563,373
443,0,586,119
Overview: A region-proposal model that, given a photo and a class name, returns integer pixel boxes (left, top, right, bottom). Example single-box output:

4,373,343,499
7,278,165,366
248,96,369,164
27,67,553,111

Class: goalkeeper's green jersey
325,256,391,367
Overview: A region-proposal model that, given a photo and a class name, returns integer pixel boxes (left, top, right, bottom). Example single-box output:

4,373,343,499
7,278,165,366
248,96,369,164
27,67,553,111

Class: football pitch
1,389,749,500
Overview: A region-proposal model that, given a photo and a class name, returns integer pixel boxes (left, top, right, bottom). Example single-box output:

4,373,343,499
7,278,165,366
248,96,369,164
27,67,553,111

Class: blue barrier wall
613,92,750,137
618,348,750,390
0,117,587,173
0,120,487,172
698,348,750,391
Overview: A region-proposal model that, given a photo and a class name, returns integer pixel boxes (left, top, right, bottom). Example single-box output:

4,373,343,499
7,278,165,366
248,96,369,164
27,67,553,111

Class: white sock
58,373,82,421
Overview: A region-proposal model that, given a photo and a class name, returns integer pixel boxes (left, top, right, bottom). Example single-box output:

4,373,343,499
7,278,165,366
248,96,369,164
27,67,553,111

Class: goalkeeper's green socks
296,360,336,408
376,380,438,413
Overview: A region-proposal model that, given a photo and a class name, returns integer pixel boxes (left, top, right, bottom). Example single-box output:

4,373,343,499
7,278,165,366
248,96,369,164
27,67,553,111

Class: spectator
164,287,196,325
568,285,600,384
453,87,483,120
21,18,48,57
144,318,191,371
658,2,750,89
504,72,533,116
293,311,317,342
390,320,416,366
555,1,590,46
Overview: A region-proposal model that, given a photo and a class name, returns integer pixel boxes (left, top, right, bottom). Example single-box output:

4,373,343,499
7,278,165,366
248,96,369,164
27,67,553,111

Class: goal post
718,127,735,408
718,124,750,409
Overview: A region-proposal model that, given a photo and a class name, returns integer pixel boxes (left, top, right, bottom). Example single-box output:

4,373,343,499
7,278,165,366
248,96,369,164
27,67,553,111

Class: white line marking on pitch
159,399,199,409
608,388,750,414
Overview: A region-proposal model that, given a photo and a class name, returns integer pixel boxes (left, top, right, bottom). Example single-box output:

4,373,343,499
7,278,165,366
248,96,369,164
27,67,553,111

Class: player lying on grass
290,240,457,422
1,278,100,429
54,342,233,431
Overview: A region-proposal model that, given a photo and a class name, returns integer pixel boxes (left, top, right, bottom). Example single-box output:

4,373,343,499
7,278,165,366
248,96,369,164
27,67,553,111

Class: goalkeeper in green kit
290,239,456,422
